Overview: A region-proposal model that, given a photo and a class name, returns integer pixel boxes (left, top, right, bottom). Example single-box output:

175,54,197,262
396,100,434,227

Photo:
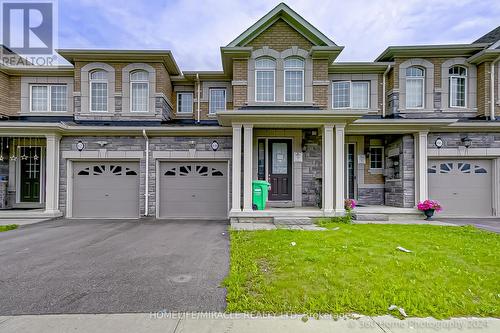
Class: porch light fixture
461,136,472,148
434,137,443,149
211,140,219,151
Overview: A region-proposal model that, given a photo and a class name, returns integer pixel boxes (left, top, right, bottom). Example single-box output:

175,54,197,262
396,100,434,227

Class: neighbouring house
0,3,499,220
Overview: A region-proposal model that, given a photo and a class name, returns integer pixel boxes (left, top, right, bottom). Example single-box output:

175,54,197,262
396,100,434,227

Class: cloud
57,0,500,70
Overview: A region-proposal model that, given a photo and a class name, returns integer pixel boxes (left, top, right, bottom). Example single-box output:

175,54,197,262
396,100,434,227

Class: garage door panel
73,162,140,218
159,162,228,219
428,159,492,216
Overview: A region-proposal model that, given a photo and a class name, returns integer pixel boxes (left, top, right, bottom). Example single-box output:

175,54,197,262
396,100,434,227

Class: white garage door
159,162,228,219
73,162,140,218
428,159,492,216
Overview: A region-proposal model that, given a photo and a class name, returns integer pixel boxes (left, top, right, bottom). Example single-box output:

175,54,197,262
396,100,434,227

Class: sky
57,0,500,71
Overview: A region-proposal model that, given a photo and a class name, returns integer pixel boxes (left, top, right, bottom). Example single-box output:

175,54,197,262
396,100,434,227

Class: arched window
449,66,467,108
284,57,304,102
405,66,425,109
90,70,108,112
255,57,276,102
130,70,149,112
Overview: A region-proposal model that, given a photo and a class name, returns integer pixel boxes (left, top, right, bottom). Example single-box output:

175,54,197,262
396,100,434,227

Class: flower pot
424,209,435,220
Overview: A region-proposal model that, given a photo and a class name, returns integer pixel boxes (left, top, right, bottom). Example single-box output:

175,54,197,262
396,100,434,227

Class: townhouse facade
1,3,500,220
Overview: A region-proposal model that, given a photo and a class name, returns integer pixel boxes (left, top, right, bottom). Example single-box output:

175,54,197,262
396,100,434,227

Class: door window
272,142,288,174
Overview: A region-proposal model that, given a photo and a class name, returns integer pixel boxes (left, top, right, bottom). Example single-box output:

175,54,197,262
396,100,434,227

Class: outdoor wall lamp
461,136,472,148
434,137,443,149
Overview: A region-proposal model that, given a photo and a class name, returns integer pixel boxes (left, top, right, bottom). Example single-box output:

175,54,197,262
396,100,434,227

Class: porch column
231,124,242,213
334,124,346,213
45,134,61,214
242,124,253,212
322,124,334,214
414,131,428,203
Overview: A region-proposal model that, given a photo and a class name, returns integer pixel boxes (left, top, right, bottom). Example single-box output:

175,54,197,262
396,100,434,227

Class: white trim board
428,148,500,157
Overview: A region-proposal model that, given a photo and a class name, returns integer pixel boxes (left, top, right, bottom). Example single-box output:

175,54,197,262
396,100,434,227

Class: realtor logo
1,0,55,55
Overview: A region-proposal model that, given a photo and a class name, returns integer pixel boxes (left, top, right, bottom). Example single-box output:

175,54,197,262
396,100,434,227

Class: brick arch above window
122,63,156,113
440,57,477,111
80,62,116,114
398,58,434,112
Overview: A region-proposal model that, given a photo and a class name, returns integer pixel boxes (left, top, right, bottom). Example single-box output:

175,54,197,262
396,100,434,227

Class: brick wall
0,71,10,116
9,76,20,116
312,59,328,109
233,59,248,108
477,62,490,117
247,19,313,52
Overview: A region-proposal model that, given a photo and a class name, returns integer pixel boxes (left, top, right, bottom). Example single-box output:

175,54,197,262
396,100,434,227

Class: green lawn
224,223,500,318
0,224,18,232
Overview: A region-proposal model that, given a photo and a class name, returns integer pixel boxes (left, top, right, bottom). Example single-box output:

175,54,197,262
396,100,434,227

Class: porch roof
216,110,367,127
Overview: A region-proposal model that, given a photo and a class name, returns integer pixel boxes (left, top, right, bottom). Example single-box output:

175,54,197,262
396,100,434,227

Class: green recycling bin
252,180,271,210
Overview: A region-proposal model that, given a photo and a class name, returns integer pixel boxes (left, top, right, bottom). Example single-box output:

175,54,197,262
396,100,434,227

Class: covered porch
218,110,365,219
0,132,62,218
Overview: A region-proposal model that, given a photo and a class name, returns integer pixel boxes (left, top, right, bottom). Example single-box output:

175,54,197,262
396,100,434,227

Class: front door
19,147,42,202
268,139,292,201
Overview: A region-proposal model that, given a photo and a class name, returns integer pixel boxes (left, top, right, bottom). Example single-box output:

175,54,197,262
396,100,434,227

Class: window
177,92,193,113
130,70,149,112
332,81,369,109
405,66,424,109
90,70,108,112
449,66,467,108
209,88,226,114
30,85,67,112
369,147,384,169
284,57,304,102
255,57,275,102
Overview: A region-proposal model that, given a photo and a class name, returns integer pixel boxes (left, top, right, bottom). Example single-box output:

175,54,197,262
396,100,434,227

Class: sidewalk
0,313,498,333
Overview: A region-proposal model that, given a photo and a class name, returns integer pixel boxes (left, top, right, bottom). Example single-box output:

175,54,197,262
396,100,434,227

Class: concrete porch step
353,213,389,221
273,217,313,225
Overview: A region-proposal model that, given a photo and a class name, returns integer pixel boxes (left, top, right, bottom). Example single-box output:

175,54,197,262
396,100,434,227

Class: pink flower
345,199,357,211
417,199,442,212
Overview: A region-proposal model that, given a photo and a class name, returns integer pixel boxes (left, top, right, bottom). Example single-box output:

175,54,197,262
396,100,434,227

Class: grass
0,224,18,232
224,223,500,318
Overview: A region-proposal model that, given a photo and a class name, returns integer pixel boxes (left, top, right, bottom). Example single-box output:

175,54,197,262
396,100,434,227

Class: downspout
382,65,391,118
490,56,500,121
196,73,201,123
142,129,149,216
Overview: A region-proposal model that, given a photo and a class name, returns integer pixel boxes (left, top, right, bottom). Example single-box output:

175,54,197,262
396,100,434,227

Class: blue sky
58,0,500,70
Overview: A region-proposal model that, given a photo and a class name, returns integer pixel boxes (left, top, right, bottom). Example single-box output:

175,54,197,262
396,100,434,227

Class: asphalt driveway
0,218,229,315
437,218,500,233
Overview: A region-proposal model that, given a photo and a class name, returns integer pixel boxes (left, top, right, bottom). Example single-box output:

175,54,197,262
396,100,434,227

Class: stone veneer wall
301,129,322,207
357,188,384,205
428,132,500,149
59,136,232,216
384,135,415,208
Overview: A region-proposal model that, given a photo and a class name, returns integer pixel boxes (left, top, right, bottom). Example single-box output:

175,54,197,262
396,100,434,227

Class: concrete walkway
0,313,497,333
231,222,326,230
0,218,50,226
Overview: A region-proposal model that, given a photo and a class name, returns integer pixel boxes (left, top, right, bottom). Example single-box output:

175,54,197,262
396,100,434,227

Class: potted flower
417,199,442,220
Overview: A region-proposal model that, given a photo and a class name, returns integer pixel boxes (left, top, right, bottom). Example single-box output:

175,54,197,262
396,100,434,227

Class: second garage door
73,162,140,218
159,162,228,219
428,159,492,216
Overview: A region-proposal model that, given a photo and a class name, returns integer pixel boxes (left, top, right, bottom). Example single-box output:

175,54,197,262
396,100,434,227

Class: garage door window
428,162,487,175
164,164,225,177
77,164,138,176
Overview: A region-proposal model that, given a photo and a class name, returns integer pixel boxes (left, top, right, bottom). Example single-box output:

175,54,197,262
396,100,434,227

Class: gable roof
226,3,337,48
474,25,500,44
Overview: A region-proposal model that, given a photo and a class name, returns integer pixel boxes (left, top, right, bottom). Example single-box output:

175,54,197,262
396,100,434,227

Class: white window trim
449,69,467,109
405,70,425,110
29,84,68,112
209,88,226,114
177,92,194,113
369,146,384,171
332,81,370,109
284,68,304,102
89,72,108,112
255,69,276,102
130,80,149,112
